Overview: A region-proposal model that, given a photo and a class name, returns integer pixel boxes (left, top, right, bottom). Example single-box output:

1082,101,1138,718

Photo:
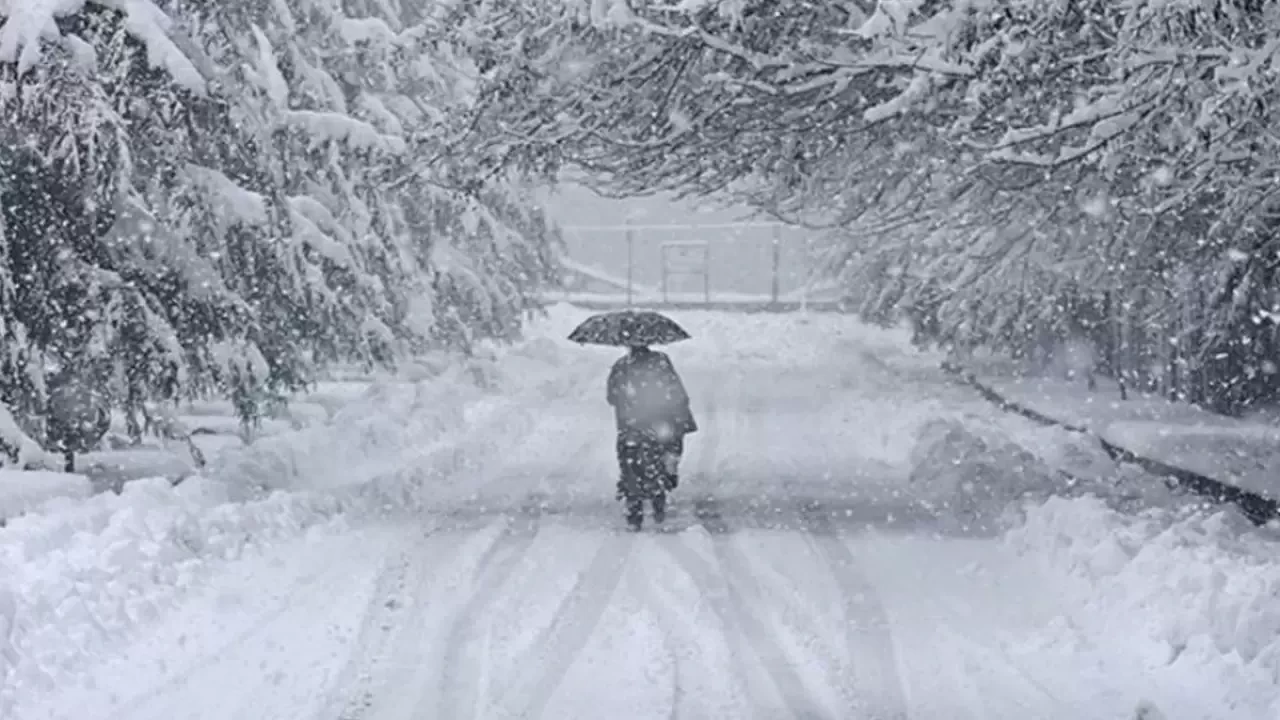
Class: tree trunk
1115,292,1130,400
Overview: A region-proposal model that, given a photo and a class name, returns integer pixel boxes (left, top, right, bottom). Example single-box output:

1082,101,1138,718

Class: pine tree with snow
0,0,566,465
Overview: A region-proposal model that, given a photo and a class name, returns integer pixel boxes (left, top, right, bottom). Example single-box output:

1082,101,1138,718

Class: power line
560,222,784,231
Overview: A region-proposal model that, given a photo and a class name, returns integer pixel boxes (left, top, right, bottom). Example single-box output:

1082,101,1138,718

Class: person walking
607,343,697,530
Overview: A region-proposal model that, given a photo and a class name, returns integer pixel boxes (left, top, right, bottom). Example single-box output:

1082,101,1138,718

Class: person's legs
616,431,638,499
661,434,685,490
634,436,669,524
625,495,645,530
650,491,666,524
617,431,647,529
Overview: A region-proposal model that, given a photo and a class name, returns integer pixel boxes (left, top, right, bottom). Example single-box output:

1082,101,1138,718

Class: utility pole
625,217,634,308
703,239,711,305
770,223,781,306
800,234,811,312
704,246,711,304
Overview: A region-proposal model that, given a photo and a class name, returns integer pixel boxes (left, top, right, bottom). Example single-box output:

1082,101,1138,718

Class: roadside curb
941,362,1279,526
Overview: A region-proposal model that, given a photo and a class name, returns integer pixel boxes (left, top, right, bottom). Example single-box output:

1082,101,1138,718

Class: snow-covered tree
461,0,1280,412
1,0,230,461
0,0,562,464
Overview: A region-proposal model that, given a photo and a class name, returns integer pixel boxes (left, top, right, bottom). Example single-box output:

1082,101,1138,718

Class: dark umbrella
567,309,692,347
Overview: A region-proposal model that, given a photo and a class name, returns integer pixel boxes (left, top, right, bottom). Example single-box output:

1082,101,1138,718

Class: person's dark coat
606,347,697,439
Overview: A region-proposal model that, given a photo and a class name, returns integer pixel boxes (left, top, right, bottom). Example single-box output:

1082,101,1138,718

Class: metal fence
558,221,828,305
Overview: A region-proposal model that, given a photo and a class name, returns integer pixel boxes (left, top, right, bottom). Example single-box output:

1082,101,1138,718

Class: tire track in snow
749,354,911,719
655,379,763,715
663,375,831,719
687,496,835,720
364,410,604,720
693,367,901,719
495,529,636,719
328,515,491,720
794,499,910,720
653,535,764,716
331,372,605,718
329,543,418,720
331,498,553,720
628,557,688,720
433,495,545,720
731,375,855,717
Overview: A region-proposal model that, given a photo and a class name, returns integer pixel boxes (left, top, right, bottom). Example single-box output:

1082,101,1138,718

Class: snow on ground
4,305,1279,720
77,377,392,491
0,471,92,525
972,368,1280,501
17,525,404,720
0,305,598,718
0,475,353,716
2,355,464,511
1,379,380,515
1007,497,1280,714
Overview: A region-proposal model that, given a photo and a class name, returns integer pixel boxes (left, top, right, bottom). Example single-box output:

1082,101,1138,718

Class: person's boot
651,492,667,524
625,497,644,531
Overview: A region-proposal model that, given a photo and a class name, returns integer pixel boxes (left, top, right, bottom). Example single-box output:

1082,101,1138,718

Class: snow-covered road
8,310,1276,720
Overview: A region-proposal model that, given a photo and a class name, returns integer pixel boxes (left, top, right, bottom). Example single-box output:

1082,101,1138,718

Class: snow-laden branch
0,0,206,92
283,110,407,154
0,0,567,438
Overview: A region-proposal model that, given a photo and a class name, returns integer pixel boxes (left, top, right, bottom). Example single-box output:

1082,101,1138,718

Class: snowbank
0,471,92,524
0,307,597,716
977,372,1280,502
906,417,1062,531
0,476,349,715
211,322,599,499
903,384,1229,529
1006,496,1280,719
901,394,1280,715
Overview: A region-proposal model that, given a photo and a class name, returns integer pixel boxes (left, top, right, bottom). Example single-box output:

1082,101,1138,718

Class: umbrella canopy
567,309,692,347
